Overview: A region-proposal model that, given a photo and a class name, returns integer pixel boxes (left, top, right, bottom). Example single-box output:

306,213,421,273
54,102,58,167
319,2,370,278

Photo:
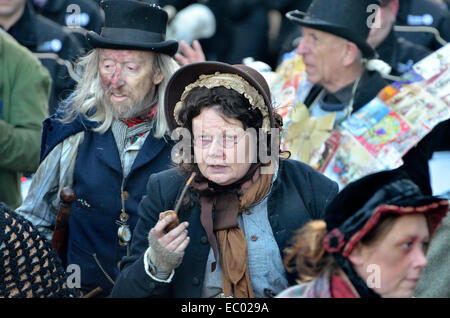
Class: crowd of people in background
0,0,449,299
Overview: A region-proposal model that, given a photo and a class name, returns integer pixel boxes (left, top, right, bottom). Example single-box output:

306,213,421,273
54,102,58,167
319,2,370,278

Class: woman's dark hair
178,86,264,132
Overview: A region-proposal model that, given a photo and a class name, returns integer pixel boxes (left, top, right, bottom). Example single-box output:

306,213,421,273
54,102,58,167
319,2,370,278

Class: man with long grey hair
17,0,179,297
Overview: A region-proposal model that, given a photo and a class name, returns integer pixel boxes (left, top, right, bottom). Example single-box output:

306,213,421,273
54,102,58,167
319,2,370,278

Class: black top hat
164,61,275,132
86,0,178,56
286,0,379,58
322,169,448,257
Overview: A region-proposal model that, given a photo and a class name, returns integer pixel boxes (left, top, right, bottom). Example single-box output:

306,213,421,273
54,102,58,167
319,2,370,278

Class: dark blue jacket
110,159,338,298
41,109,174,296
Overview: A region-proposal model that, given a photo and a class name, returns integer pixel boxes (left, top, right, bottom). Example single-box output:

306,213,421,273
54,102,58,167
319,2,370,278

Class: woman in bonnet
277,169,448,298
111,61,338,298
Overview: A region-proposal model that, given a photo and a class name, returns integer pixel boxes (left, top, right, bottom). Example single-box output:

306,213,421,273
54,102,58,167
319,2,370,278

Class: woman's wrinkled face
350,214,430,298
192,106,256,186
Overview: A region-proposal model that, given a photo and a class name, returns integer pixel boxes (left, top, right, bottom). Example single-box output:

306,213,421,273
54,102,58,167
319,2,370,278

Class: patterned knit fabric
0,203,76,298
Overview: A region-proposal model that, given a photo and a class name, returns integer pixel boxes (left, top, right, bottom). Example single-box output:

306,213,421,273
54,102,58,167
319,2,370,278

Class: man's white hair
60,48,179,138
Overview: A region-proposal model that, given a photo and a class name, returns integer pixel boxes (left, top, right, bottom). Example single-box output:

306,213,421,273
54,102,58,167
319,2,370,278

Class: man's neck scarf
120,99,158,128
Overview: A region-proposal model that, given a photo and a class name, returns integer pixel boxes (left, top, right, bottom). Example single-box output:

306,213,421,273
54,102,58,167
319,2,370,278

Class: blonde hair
284,220,335,283
60,49,179,138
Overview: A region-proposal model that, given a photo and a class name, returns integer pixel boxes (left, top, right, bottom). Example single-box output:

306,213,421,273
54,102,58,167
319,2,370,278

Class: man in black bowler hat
286,0,389,126
17,0,179,297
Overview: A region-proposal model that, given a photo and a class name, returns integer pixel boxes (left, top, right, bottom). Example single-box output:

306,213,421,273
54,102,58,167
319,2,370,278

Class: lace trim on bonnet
173,72,271,132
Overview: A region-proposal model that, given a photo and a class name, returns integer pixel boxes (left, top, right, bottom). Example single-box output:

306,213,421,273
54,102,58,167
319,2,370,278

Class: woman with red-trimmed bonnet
277,169,448,298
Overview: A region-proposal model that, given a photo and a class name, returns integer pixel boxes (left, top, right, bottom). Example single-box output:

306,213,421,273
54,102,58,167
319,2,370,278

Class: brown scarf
193,167,273,298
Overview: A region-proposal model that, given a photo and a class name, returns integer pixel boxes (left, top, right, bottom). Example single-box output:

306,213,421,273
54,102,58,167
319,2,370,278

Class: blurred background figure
0,30,50,209
367,0,431,77
151,0,229,62
166,2,215,46
0,0,83,115
219,0,270,65
32,0,105,54
397,120,450,200
264,0,313,68
155,0,273,66
395,0,449,50
148,0,448,74
286,0,388,126
428,0,449,8
162,1,213,66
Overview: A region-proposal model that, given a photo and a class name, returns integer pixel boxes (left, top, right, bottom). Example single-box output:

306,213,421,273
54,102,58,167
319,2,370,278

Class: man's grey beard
103,87,157,119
